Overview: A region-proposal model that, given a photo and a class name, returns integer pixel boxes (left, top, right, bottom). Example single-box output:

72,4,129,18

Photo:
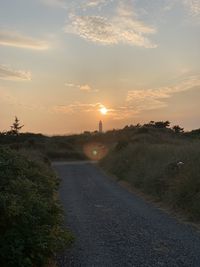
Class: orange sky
0,0,200,134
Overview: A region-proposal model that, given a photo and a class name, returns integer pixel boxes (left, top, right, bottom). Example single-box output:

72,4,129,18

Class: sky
0,0,200,134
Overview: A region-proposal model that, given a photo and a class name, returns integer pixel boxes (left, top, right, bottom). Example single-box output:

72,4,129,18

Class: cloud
84,0,107,8
184,0,200,16
54,101,136,121
126,76,200,112
65,82,96,92
0,30,49,50
65,82,76,87
0,65,31,81
54,102,102,114
79,84,92,91
59,76,200,120
103,76,200,120
65,2,157,48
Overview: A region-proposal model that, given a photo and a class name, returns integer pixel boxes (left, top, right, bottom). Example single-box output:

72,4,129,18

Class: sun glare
100,107,108,115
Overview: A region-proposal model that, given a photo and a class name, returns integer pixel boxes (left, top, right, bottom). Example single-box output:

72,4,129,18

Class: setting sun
100,107,108,115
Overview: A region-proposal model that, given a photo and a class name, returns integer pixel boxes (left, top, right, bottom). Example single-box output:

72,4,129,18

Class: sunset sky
0,0,200,134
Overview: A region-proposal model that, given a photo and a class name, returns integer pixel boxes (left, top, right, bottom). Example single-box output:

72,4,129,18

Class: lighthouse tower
99,120,103,133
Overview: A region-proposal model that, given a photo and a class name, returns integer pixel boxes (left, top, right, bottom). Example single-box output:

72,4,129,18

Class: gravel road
53,161,200,267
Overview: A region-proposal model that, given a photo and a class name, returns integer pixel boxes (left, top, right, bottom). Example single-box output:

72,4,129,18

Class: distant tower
99,120,103,133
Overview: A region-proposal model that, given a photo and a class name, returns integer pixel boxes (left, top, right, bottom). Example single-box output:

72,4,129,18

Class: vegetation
0,116,86,161
0,147,73,267
100,122,200,222
0,117,200,267
0,132,86,161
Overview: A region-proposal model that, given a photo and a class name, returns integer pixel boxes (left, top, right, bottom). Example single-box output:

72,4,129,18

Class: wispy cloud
65,83,76,87
0,65,31,81
84,0,107,8
126,76,200,112
106,76,200,120
0,30,49,50
65,1,157,48
65,82,97,92
54,102,103,114
79,84,92,91
53,101,135,121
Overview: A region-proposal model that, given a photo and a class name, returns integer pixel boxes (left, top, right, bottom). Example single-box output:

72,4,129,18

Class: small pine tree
9,116,24,136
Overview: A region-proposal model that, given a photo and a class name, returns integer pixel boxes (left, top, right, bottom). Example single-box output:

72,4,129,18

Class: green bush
0,147,73,267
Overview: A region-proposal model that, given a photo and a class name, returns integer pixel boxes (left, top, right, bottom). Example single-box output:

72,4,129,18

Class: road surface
53,161,200,267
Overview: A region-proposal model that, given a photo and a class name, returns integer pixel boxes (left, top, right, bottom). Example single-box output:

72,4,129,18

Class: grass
100,128,200,222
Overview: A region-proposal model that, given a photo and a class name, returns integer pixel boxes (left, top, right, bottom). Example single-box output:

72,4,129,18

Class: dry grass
100,131,200,222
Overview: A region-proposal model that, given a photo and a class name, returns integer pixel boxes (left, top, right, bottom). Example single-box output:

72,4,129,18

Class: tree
8,116,24,136
154,121,170,128
172,125,184,134
144,121,170,129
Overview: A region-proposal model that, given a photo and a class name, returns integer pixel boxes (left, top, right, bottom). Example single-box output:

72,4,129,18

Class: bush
0,147,73,267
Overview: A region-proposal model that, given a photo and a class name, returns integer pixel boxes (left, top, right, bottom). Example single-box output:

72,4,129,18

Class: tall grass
101,132,200,221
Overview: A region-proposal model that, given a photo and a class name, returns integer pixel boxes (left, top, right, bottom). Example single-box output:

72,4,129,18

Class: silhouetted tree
135,123,141,128
144,121,170,129
172,125,184,134
154,121,170,128
123,125,129,130
7,116,24,136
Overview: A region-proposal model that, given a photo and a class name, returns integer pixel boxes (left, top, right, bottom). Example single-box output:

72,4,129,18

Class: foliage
144,120,170,129
185,128,200,138
0,147,73,267
100,131,200,221
172,125,184,134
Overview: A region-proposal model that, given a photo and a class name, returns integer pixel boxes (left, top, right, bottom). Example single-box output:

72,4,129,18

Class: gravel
53,161,200,267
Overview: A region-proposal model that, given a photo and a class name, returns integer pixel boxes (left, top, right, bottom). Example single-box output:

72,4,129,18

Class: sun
100,107,108,115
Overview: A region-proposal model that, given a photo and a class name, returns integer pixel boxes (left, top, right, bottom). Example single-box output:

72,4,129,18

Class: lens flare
83,142,108,161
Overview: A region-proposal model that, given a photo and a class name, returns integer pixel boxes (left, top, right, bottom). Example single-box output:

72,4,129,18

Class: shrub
0,147,73,267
